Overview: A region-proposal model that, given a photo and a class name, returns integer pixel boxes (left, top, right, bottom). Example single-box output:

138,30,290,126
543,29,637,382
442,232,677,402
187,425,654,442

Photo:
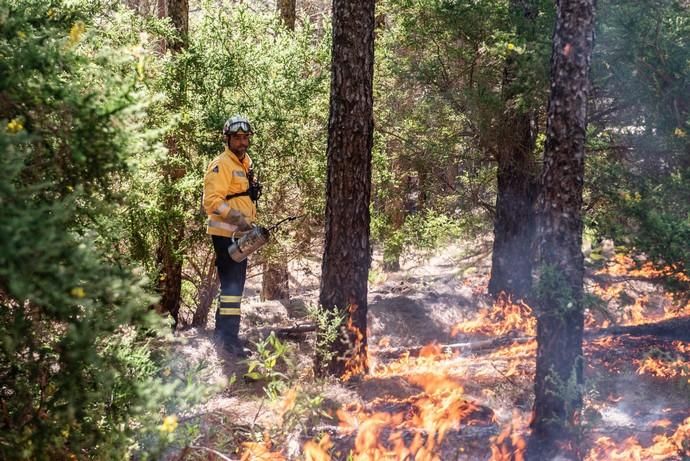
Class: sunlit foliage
0,1,201,458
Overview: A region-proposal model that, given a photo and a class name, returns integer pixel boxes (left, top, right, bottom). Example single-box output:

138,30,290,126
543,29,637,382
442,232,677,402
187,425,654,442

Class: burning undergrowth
182,248,689,460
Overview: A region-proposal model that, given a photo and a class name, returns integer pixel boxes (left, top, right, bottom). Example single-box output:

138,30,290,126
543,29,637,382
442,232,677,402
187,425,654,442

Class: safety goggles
225,121,253,134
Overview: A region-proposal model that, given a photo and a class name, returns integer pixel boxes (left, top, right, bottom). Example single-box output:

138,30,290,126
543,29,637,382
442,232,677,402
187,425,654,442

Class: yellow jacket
203,147,257,237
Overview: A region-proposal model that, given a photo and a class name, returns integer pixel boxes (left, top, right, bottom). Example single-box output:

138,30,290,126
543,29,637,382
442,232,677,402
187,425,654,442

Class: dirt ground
171,238,690,460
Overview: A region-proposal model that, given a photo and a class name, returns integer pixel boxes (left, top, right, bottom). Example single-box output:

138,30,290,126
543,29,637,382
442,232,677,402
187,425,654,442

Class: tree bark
154,0,188,328
191,249,218,327
316,0,375,378
165,0,188,52
277,0,296,31
528,0,595,458
155,235,182,327
488,0,539,301
488,111,538,300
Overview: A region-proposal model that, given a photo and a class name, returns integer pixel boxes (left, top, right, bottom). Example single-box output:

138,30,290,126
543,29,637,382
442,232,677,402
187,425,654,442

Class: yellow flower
70,287,86,298
674,127,687,138
69,21,85,46
159,415,178,433
506,42,516,51
6,118,23,133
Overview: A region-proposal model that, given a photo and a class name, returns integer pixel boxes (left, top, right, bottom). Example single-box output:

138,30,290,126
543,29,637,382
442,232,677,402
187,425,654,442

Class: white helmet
223,115,253,135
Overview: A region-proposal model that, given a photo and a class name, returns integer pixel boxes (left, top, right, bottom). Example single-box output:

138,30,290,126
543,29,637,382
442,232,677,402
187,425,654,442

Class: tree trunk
382,159,405,272
191,249,218,327
528,0,595,459
488,112,538,300
316,0,375,378
155,237,182,326
277,0,296,31
261,258,290,301
155,0,188,328
488,0,539,302
165,0,188,52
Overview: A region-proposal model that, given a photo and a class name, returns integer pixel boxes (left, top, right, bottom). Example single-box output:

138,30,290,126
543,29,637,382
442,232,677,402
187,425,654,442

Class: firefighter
203,115,259,356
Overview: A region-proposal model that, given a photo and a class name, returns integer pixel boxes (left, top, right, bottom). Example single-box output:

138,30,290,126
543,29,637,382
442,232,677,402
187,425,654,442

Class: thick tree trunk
488,112,538,300
488,0,539,301
317,0,375,378
528,0,595,459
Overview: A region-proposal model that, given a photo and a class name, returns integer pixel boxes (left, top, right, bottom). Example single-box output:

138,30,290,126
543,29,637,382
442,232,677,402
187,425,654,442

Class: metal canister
228,226,270,262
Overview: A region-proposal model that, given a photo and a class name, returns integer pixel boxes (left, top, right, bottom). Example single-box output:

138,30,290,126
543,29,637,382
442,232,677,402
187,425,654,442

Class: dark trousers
212,235,248,347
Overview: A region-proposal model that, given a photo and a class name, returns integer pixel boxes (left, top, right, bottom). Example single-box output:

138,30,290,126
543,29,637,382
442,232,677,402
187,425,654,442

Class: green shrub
0,1,199,458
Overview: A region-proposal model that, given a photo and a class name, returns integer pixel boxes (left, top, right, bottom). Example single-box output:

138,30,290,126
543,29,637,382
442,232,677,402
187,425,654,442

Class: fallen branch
372,335,534,360
584,315,690,341
306,422,498,441
252,322,317,341
371,315,690,361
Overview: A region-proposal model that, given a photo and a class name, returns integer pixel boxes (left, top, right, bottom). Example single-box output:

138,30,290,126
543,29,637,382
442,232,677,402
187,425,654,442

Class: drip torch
228,215,302,262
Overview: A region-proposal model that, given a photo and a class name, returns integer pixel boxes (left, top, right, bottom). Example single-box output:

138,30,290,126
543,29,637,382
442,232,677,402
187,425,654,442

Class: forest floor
170,237,690,461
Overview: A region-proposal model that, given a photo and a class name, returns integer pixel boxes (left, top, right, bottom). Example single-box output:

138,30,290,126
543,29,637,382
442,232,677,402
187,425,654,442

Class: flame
664,293,690,317
334,332,536,459
241,440,286,461
490,410,529,461
279,386,298,417
635,343,690,383
342,303,368,381
652,419,673,429
675,341,690,354
296,251,688,460
371,348,456,382
586,417,690,460
597,254,689,283
378,336,391,347
451,294,536,337
303,434,333,461
627,295,648,324
588,254,690,328
329,366,491,460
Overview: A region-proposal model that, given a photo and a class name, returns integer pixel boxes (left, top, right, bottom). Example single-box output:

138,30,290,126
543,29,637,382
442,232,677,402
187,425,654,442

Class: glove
236,218,252,231
226,209,250,228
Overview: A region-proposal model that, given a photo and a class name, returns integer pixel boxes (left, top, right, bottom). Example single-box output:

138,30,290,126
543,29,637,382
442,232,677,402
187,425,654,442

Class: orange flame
588,254,690,328
490,410,529,461
586,417,690,460
279,386,298,418
451,294,536,337
635,344,690,383
330,366,491,460
342,303,368,381
241,440,286,461
597,254,688,282
303,434,333,461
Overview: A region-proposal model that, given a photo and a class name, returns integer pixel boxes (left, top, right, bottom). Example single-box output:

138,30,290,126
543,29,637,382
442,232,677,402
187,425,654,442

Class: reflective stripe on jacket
203,147,256,237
